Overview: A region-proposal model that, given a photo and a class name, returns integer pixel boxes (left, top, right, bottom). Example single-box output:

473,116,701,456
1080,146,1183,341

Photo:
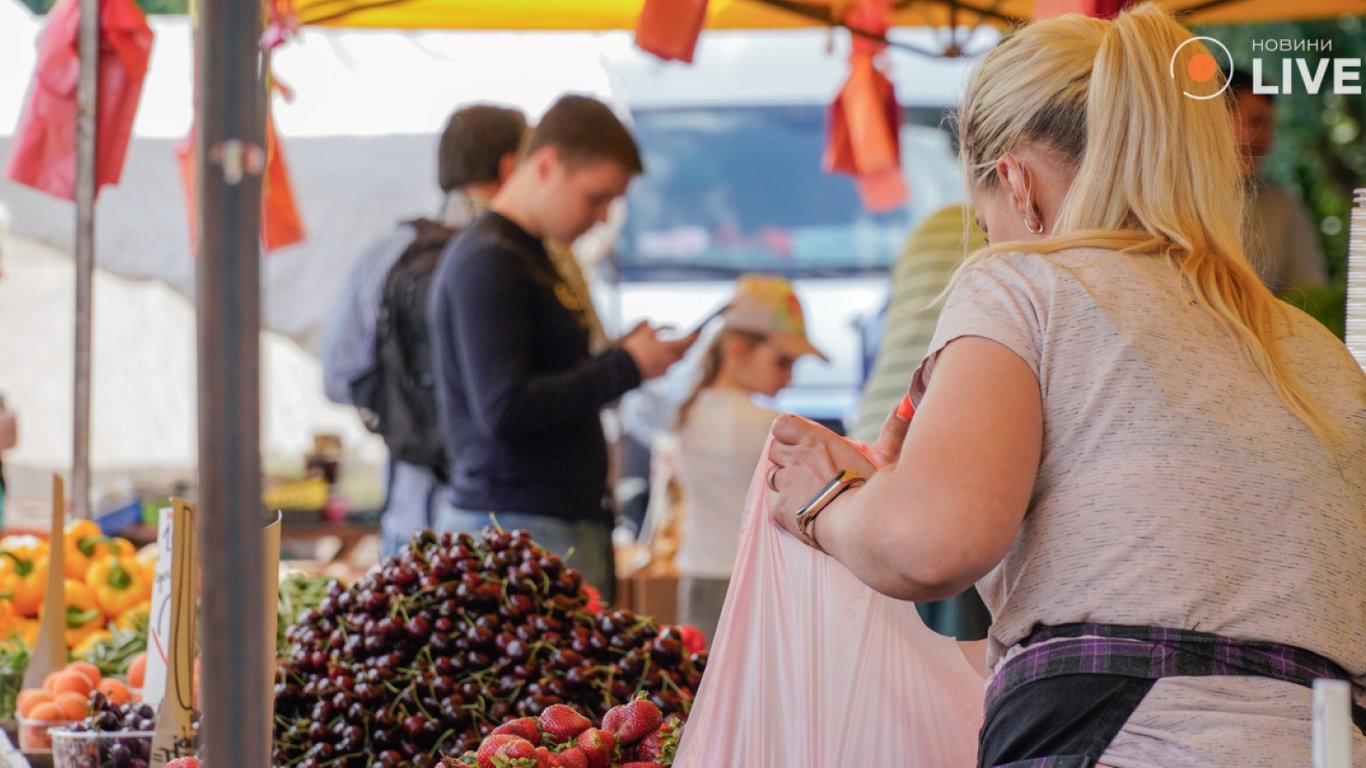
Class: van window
616,105,954,281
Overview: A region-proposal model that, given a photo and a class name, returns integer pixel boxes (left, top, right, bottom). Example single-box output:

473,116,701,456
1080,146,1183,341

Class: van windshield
616,105,954,280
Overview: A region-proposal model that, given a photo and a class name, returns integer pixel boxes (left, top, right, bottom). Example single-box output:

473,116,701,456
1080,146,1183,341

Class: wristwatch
794,468,866,551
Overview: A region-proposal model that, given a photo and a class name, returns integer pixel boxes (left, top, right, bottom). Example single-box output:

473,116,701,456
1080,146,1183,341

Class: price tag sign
150,499,198,767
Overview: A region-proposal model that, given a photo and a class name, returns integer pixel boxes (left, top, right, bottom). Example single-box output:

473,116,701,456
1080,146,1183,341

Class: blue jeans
435,506,615,603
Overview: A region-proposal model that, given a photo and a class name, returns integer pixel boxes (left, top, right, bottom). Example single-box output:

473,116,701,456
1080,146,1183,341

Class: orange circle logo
1170,36,1234,100
1187,53,1218,83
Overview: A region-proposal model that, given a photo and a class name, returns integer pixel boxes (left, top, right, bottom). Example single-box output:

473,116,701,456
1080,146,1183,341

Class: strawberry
676,623,707,654
532,746,559,768
476,734,520,768
632,730,663,761
634,721,681,763
164,760,200,768
492,716,543,746
573,727,616,768
602,699,662,746
554,746,589,768
539,703,592,740
501,738,538,760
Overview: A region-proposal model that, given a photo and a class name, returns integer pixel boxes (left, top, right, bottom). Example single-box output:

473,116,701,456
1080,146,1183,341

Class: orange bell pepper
0,599,14,640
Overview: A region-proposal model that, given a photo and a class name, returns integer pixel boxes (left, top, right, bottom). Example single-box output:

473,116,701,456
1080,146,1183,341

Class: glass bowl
49,727,155,767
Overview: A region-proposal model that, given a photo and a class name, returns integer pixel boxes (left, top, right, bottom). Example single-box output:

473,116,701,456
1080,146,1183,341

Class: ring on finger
766,465,781,492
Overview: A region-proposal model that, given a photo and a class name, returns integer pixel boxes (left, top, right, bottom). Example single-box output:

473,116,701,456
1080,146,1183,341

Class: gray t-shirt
911,248,1366,765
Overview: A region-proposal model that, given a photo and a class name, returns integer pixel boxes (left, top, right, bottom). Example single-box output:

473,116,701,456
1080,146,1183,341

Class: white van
597,29,986,432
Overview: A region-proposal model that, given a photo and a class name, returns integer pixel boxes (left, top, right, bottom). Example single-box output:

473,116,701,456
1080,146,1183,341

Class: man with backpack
428,95,697,602
321,104,530,558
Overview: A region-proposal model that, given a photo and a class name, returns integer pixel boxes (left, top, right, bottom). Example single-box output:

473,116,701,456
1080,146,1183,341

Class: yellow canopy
294,0,1365,31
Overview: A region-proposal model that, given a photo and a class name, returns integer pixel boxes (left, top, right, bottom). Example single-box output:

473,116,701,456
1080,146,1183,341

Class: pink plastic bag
674,436,985,766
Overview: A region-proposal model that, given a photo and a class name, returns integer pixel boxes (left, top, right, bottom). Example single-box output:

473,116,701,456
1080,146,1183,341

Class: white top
674,389,778,578
912,248,1366,766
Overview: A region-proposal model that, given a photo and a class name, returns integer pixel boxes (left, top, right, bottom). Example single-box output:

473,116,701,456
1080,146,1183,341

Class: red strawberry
602,699,663,745
573,728,616,768
533,746,559,768
492,716,543,746
164,760,199,768
632,730,663,761
539,704,592,740
555,747,589,768
476,734,520,768
677,623,707,654
499,737,535,759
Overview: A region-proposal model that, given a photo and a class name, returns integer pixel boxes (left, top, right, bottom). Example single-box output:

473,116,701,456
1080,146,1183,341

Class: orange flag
5,0,153,200
634,0,710,63
260,115,305,252
821,0,906,211
176,110,305,254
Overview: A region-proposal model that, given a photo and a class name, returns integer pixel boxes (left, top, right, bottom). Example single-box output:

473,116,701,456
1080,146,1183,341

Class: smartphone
659,302,730,341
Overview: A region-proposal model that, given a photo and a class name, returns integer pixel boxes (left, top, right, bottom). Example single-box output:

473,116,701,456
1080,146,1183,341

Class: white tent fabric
0,232,385,504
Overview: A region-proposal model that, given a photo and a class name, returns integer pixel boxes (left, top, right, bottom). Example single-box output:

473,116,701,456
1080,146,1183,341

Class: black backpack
349,218,457,483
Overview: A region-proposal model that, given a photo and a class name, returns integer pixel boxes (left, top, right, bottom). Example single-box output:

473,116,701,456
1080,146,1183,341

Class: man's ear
527,145,559,181
497,151,520,183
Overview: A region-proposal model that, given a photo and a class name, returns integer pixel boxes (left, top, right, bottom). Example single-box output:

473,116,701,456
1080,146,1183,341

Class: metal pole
196,0,268,763
72,0,100,520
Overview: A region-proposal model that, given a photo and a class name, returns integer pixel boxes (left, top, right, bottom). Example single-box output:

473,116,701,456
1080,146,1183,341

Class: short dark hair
438,104,528,192
525,95,644,175
1226,67,1275,105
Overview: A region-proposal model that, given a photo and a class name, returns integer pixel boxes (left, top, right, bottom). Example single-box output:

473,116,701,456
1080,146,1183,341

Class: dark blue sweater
427,211,641,520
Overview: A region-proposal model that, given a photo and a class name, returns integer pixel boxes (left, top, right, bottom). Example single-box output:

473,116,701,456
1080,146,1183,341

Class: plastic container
17,716,82,751
49,728,155,767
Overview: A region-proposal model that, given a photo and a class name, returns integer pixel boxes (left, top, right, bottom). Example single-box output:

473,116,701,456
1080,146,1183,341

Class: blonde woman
764,5,1366,766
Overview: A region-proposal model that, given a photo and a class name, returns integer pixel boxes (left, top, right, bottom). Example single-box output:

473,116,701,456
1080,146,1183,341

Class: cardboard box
629,570,679,625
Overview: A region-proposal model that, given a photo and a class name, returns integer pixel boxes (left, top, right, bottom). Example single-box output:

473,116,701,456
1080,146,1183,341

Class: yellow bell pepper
86,555,151,619
63,521,134,581
0,550,48,617
73,628,112,658
114,600,150,632
0,535,48,562
57,579,105,649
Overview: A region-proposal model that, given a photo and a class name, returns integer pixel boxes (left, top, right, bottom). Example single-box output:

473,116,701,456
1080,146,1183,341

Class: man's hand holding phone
621,321,699,380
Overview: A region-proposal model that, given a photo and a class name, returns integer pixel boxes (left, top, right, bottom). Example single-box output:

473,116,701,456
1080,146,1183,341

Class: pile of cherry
273,527,706,768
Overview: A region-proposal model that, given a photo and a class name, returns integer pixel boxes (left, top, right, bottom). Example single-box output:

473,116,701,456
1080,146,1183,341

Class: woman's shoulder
686,390,778,428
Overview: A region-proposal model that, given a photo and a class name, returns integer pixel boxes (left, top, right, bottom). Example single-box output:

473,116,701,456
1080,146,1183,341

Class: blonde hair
675,329,765,427
954,4,1339,445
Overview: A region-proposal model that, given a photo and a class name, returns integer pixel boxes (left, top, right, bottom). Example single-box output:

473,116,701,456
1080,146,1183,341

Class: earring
1023,212,1045,235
